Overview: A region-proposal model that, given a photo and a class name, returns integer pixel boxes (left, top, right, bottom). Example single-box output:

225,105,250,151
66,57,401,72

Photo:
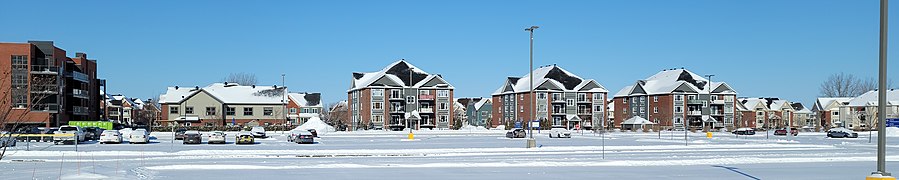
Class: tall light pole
871,0,893,178
408,67,415,140
525,25,539,148
704,74,714,132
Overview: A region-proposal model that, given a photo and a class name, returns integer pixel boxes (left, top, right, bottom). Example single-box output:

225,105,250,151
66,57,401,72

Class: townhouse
347,60,455,131
456,97,492,128
841,89,899,130
158,83,318,127
287,92,323,125
614,69,738,131
812,97,852,128
791,103,814,129
0,41,102,128
738,97,799,129
492,64,608,130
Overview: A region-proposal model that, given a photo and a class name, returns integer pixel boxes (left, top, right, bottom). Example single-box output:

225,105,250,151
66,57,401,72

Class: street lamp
525,25,539,148
870,0,893,179
408,67,415,140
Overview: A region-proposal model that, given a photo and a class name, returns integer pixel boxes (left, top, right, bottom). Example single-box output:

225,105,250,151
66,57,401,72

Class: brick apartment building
491,64,609,130
0,41,101,128
347,60,455,131
613,68,738,131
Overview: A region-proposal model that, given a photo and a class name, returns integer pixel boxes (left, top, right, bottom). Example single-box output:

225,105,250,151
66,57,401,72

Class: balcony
73,106,89,115
419,94,435,100
578,111,592,115
66,71,90,83
72,89,89,99
419,108,434,113
688,111,702,116
31,85,58,94
552,110,566,115
552,98,565,103
30,65,59,74
577,98,591,103
108,111,120,116
389,96,405,101
687,99,704,104
32,104,59,112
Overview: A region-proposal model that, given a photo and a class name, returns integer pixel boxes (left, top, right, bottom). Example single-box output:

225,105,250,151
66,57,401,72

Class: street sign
530,121,540,129
514,121,522,128
886,118,899,127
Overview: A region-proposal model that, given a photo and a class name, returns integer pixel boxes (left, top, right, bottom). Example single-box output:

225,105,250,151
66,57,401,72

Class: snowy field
2,129,899,180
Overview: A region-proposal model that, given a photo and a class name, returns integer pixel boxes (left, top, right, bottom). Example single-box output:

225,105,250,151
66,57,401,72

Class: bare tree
1,75,54,160
820,73,895,97
857,77,895,94
223,72,258,86
326,102,349,130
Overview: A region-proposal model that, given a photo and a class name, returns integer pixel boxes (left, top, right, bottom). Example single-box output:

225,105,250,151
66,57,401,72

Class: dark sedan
505,128,527,138
174,128,188,140
182,131,202,144
827,128,859,138
774,128,799,136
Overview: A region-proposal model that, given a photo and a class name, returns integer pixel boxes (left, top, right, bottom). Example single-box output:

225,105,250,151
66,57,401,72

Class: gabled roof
350,60,453,91
739,98,769,111
159,83,287,105
847,89,899,107
493,65,607,95
792,103,812,114
814,97,853,111
474,98,491,111
614,69,736,97
288,92,322,107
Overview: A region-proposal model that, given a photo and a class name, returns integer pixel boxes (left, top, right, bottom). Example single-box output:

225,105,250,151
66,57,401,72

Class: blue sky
0,1,895,107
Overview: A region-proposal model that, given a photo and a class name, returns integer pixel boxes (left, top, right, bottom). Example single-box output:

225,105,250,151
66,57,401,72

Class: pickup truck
54,126,85,145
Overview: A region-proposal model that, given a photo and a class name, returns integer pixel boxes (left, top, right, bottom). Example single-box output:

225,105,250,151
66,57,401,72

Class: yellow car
236,132,255,145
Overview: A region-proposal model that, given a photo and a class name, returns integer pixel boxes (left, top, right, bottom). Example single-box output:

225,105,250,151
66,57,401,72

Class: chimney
76,52,87,59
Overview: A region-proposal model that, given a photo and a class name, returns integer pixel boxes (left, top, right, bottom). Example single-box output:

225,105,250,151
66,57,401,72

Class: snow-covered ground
2,129,898,179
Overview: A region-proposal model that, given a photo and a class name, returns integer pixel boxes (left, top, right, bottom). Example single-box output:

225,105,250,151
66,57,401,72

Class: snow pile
492,125,505,130
459,125,488,131
295,116,335,134
886,127,899,137
60,172,110,180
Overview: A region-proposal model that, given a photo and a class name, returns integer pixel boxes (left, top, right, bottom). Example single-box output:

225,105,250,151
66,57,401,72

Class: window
653,107,658,113
538,104,547,112
391,89,402,99
372,89,384,97
567,99,575,106
437,90,449,97
640,96,645,103
538,93,547,100
185,107,194,114
226,107,236,115
640,107,645,114
653,96,658,102
578,93,587,102
406,96,416,104
552,93,562,101
595,105,603,112
373,116,383,123
520,106,524,113
419,90,430,95
439,102,448,110
675,106,683,113
832,112,839,116
439,115,449,123
688,95,696,100
373,102,383,110
594,94,603,100
711,95,718,101
170,107,179,114
675,95,684,101
243,107,254,116
264,107,274,116
206,107,216,116
757,112,764,116
290,108,297,114
632,98,637,103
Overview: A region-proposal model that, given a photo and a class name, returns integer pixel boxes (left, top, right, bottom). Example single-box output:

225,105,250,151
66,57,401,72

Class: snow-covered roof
621,116,656,125
814,97,852,111
288,93,322,108
349,60,453,92
493,64,607,95
792,103,812,114
159,83,287,105
614,69,736,97
739,98,768,111
847,89,899,107
473,98,491,111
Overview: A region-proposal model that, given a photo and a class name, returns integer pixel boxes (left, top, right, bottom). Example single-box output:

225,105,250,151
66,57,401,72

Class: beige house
842,89,899,130
159,83,316,127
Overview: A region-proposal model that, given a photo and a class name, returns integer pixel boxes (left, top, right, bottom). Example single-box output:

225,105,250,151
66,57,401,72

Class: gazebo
621,116,656,130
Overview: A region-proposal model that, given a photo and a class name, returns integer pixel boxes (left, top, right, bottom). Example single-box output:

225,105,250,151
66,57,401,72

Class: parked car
505,128,527,138
773,128,799,136
174,128,188,140
549,128,572,138
733,128,756,135
129,129,150,144
54,126,85,145
183,131,202,144
0,131,16,147
236,132,255,144
14,127,41,142
827,128,859,138
251,127,267,138
99,130,123,144
38,127,57,142
208,131,226,144
288,130,302,142
307,129,318,138
83,127,104,141
294,131,315,144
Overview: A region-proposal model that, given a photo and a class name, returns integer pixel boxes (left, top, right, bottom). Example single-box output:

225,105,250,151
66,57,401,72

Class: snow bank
886,127,899,137
492,125,505,130
459,125,488,131
60,172,109,180
295,116,335,134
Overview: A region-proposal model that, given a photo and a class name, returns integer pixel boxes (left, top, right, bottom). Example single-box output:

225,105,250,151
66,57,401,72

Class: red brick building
0,41,101,128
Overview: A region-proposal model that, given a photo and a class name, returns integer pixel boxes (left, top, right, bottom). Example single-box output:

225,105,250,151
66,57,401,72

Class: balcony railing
32,104,59,112
419,108,433,113
67,71,90,83
73,106,89,115
578,110,591,115
577,98,591,103
72,89,89,99
419,94,435,100
31,85,58,94
687,99,704,104
31,65,59,74
688,111,702,115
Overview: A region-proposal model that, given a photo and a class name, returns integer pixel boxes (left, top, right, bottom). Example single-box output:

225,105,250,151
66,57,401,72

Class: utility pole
870,0,893,178
525,25,539,148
